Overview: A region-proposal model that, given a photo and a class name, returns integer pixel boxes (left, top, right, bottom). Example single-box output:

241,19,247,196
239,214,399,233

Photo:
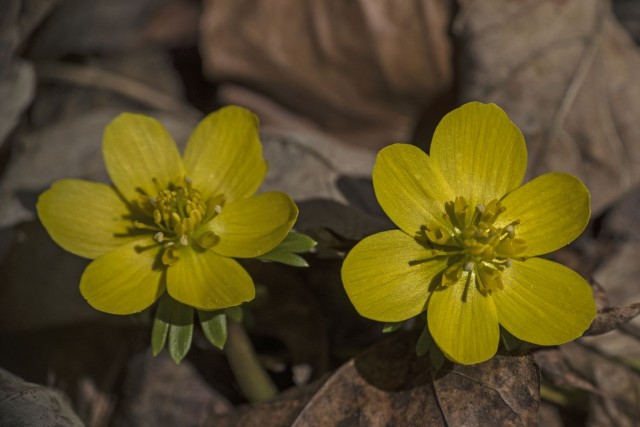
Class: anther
179,235,189,246
196,231,220,249
154,232,164,243
504,225,515,238
161,246,180,266
463,261,474,272
171,212,181,225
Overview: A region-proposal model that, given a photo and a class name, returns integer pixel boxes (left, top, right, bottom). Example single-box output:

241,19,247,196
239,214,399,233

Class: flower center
422,196,527,295
134,177,224,265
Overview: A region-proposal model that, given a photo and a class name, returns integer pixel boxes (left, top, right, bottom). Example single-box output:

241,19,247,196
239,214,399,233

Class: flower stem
224,320,278,402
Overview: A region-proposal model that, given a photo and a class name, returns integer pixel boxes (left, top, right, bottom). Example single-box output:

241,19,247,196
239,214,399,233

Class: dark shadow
15,189,40,216
335,176,387,220
353,330,449,392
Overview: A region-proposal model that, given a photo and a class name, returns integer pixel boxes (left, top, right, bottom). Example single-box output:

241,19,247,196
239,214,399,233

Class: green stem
224,320,278,403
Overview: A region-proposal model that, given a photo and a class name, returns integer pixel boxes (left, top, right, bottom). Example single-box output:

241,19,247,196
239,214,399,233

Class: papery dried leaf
294,332,539,426
200,0,453,149
210,332,539,426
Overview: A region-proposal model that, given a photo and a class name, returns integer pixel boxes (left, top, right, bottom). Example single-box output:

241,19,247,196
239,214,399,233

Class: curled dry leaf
585,303,640,336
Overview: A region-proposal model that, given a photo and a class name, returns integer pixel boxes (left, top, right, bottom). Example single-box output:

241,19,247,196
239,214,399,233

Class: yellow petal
373,144,455,236
80,238,165,315
427,272,500,365
494,258,596,345
103,113,185,202
342,230,448,322
37,179,138,259
496,173,590,256
183,106,267,203
167,247,255,310
206,192,298,258
430,102,527,206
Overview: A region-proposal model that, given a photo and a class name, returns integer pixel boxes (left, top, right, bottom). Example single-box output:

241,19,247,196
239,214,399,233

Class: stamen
161,246,180,266
196,231,220,249
134,221,159,231
153,210,162,225
504,225,515,239
154,232,164,243
442,262,463,287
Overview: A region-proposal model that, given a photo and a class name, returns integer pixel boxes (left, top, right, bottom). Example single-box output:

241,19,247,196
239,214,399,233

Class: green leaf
416,325,433,357
225,305,244,322
169,320,193,364
430,344,445,370
198,310,227,350
500,327,524,352
382,322,404,333
276,232,317,253
255,232,316,267
416,324,445,369
151,299,170,356
257,249,309,267
153,295,194,363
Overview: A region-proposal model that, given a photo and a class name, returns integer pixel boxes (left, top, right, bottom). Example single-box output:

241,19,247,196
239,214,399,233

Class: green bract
38,106,298,314
341,102,596,365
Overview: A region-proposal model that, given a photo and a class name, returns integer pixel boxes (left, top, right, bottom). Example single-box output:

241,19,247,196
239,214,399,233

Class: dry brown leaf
210,332,539,426
455,0,640,213
200,0,453,150
536,342,640,427
560,342,640,427
112,351,232,426
0,368,83,426
586,186,640,357
0,60,35,149
585,303,640,336
534,348,599,394
26,0,178,57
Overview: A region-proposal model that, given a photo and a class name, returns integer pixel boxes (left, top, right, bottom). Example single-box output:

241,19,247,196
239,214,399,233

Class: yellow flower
37,106,298,315
341,102,596,365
